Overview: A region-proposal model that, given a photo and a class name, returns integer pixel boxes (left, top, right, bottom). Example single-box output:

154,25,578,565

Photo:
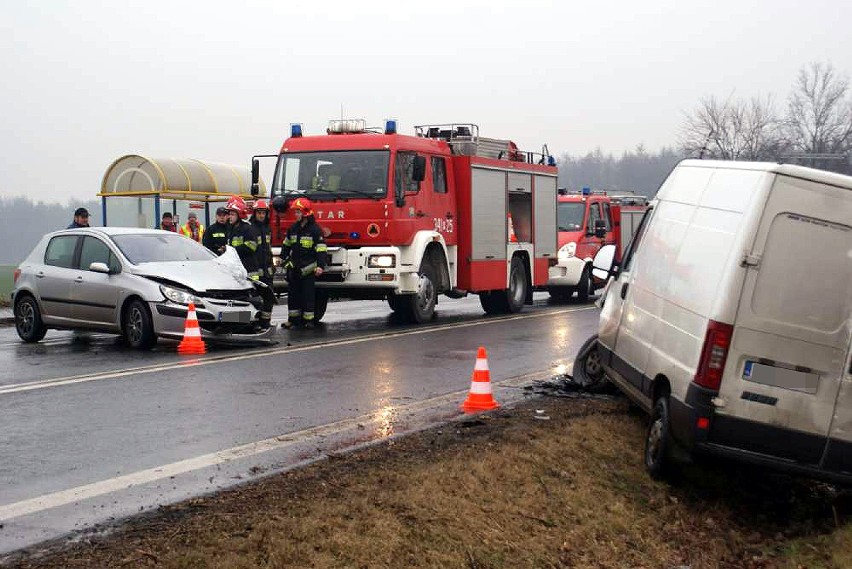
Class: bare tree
785,62,852,171
680,95,782,161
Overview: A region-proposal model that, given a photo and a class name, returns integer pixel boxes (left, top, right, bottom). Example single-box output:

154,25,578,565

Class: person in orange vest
180,211,205,242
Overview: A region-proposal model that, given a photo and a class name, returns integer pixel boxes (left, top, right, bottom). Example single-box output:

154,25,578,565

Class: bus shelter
99,155,266,229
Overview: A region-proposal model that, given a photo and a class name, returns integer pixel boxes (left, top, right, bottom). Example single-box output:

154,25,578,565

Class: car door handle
75,276,84,283
35,271,45,278
620,282,629,299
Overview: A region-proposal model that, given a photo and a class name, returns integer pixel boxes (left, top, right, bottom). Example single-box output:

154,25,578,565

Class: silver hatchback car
12,227,275,349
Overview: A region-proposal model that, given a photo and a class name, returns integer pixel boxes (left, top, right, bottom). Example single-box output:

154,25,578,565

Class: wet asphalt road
0,293,599,557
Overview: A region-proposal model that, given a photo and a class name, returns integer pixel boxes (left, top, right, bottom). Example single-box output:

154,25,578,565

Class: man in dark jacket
67,207,90,229
202,206,230,255
281,197,327,329
249,199,276,329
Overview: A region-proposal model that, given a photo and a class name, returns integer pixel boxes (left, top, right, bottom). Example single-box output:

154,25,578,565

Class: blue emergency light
582,186,591,196
384,119,397,135
291,123,303,138
350,231,361,239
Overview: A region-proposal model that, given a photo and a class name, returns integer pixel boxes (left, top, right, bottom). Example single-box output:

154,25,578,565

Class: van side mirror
592,244,616,280
412,155,426,182
251,158,260,196
593,219,607,238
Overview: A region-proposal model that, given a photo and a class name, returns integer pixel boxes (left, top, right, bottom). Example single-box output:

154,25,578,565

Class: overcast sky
1,0,849,203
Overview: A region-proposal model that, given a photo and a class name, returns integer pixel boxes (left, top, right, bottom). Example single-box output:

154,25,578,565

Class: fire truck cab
546,189,648,302
257,120,558,324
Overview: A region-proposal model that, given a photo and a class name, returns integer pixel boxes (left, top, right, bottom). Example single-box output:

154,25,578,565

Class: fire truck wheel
504,257,527,313
401,263,438,323
479,292,500,315
576,265,593,303
548,287,575,304
314,290,329,322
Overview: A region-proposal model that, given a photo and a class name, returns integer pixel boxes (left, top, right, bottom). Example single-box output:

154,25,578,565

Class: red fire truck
546,188,648,302
251,120,558,323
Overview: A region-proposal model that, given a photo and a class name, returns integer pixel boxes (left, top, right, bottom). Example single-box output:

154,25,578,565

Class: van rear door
715,173,852,464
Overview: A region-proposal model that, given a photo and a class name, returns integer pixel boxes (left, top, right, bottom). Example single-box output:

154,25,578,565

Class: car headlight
368,254,396,268
160,285,205,307
558,242,577,261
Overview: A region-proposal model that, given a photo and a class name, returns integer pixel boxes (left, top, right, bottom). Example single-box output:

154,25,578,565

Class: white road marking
0,370,549,522
0,306,595,396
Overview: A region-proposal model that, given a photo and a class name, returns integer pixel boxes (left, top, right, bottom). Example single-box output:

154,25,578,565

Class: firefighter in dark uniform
202,206,230,255
249,199,276,329
224,196,267,328
281,197,328,329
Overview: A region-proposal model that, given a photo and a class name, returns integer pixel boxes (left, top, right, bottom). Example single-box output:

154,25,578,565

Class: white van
578,159,852,482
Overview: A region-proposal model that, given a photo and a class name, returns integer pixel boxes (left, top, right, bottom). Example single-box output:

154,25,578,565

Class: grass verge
5,396,850,568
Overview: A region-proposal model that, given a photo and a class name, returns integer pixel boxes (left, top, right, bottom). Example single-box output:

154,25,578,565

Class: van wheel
401,262,438,323
576,265,593,303
572,334,609,392
15,294,47,343
387,293,398,312
123,299,157,350
645,397,673,480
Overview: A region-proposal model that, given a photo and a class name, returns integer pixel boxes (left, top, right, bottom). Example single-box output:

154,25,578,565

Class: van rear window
752,213,852,333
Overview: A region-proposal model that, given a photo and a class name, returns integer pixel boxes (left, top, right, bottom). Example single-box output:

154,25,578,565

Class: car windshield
271,150,390,199
111,233,216,264
558,202,586,232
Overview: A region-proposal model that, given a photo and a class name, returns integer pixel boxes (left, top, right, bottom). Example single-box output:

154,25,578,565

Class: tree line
679,62,852,173
0,197,100,264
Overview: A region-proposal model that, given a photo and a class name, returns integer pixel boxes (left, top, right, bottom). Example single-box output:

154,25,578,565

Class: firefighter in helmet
281,197,328,328
224,196,267,328
249,199,276,329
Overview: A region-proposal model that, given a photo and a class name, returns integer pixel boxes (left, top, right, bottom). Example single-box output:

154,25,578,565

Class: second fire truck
252,119,559,323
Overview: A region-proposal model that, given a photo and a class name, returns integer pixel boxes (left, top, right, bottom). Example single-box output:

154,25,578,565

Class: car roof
47,227,177,239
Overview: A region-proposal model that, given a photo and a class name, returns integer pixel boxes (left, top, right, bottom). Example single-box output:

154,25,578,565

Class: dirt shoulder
4,393,851,568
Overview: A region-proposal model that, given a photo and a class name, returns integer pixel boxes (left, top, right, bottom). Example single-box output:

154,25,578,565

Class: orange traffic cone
508,213,518,243
461,346,500,413
177,303,207,355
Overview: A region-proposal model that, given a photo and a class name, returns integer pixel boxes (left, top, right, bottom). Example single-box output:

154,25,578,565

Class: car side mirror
89,262,111,274
591,244,616,281
251,158,260,196
593,219,607,239
412,155,426,182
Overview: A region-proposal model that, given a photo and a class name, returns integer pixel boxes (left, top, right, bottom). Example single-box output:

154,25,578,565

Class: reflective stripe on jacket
281,217,328,277
227,220,259,274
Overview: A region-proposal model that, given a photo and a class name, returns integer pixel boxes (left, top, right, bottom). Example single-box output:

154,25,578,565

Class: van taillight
693,320,734,391
13,268,21,284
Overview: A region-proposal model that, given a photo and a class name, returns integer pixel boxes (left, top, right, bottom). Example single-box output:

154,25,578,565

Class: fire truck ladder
414,123,554,165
